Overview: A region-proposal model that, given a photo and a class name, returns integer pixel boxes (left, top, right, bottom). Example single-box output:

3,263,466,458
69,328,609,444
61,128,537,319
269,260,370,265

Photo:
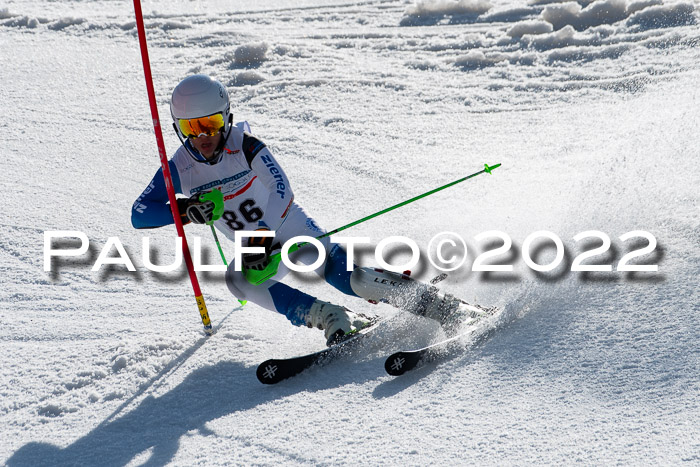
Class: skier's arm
243,134,294,231
131,160,184,229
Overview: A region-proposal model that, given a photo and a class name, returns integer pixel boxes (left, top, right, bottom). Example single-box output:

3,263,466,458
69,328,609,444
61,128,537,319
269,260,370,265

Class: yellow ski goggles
178,113,225,138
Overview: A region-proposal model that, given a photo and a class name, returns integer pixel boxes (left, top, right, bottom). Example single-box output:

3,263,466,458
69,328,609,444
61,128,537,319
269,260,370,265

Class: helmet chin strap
173,114,233,165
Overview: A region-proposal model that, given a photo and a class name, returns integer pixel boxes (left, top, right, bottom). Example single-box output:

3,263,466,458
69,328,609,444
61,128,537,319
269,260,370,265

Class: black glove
176,193,215,225
242,228,275,271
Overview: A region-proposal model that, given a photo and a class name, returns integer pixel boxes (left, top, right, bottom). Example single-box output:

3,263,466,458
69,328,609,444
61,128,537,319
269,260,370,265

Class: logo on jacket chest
190,169,252,195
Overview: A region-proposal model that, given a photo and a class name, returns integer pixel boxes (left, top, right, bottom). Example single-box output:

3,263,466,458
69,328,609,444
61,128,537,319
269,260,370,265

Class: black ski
256,321,381,384
384,306,501,376
255,272,448,384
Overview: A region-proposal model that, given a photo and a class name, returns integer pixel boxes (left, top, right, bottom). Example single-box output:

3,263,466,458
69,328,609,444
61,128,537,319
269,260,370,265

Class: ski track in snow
1,0,699,465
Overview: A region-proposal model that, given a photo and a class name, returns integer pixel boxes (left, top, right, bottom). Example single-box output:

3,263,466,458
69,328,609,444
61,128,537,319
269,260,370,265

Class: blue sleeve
131,160,183,229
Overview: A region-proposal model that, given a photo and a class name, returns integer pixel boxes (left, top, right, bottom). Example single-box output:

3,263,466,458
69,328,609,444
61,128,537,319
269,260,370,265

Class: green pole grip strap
244,254,283,285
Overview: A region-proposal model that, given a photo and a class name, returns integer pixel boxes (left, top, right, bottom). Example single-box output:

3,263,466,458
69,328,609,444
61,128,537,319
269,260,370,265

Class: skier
132,74,473,345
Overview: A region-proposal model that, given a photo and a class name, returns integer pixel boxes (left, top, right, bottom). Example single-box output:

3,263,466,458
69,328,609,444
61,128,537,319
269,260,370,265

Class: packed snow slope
1,0,699,464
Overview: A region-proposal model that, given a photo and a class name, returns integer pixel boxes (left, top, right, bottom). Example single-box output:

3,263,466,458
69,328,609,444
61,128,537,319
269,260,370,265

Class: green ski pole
245,163,501,285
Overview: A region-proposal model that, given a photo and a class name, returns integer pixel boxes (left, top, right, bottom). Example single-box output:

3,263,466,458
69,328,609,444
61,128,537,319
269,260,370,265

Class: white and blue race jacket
132,122,294,240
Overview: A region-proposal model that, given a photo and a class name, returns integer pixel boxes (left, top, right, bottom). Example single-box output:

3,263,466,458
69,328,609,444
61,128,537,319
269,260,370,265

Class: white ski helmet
170,74,231,139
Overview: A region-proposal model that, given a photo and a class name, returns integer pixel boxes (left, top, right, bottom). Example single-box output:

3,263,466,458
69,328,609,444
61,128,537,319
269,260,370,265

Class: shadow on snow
7,309,514,466
6,332,439,465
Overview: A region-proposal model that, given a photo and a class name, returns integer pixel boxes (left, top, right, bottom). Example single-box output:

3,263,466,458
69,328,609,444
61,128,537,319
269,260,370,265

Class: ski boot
349,267,484,335
306,300,374,346
412,288,488,336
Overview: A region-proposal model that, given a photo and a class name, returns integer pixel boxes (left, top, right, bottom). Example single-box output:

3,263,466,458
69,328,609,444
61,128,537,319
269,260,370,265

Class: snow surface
1,0,699,464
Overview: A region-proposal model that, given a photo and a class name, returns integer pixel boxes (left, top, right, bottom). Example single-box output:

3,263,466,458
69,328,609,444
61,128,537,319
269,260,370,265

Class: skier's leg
225,262,312,325
225,258,371,345
321,243,359,298
349,267,486,333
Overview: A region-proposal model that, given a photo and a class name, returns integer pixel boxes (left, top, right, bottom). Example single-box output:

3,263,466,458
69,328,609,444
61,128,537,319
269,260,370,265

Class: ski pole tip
484,163,501,174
